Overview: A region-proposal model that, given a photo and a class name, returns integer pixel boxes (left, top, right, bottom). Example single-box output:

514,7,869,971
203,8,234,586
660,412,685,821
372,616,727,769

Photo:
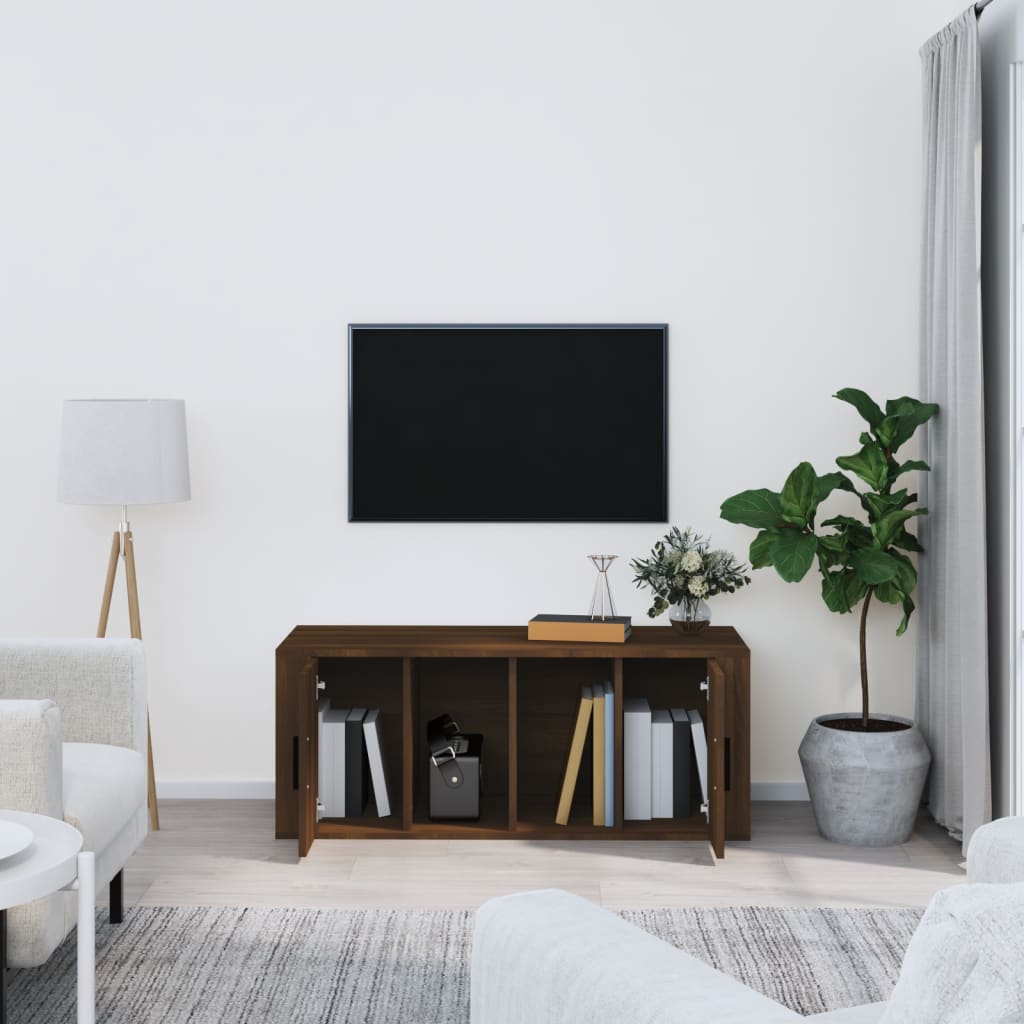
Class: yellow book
592,686,606,826
555,686,594,825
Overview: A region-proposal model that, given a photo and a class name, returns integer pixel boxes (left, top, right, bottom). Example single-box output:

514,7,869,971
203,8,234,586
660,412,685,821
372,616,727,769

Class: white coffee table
0,810,94,1024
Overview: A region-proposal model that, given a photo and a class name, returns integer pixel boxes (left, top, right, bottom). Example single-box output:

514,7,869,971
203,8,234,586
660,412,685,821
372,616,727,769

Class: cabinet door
707,658,726,858
298,655,318,857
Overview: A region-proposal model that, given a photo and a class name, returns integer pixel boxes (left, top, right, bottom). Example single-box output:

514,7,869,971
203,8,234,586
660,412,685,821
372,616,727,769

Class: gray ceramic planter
798,712,931,846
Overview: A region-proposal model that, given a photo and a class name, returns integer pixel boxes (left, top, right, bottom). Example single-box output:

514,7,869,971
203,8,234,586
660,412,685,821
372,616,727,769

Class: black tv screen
348,324,668,522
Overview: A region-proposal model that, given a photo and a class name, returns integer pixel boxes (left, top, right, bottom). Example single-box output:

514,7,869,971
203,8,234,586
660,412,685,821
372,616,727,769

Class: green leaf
821,515,874,548
821,571,847,612
836,443,889,492
891,528,924,553
884,397,940,450
874,416,897,448
749,530,775,569
815,471,856,503
844,570,868,609
872,508,925,549
821,514,864,528
851,548,900,585
817,533,847,554
888,550,918,594
771,530,817,582
780,462,818,523
720,489,785,529
897,594,916,636
862,490,911,520
895,458,930,477
874,581,902,604
835,388,884,428
820,569,865,613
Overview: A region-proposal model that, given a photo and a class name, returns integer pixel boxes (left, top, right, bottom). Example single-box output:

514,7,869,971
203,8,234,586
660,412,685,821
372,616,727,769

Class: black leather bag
427,714,483,821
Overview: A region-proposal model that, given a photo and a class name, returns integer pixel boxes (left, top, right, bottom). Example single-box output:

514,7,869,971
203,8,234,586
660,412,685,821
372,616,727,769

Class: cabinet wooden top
277,625,748,659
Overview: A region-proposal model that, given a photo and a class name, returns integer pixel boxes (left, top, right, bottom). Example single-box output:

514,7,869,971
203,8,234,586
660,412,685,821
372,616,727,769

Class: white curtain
917,7,991,853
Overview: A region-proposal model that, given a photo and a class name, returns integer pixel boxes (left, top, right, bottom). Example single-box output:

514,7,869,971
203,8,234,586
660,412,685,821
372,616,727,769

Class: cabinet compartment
622,658,709,834
622,658,708,710
412,658,509,832
515,658,614,830
317,657,405,835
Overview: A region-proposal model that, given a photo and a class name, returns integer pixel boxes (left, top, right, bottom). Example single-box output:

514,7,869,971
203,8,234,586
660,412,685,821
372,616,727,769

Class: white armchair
0,639,148,967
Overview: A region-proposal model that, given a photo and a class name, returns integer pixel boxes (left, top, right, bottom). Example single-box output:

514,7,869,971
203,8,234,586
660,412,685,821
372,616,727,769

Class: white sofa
0,639,149,967
471,817,1024,1024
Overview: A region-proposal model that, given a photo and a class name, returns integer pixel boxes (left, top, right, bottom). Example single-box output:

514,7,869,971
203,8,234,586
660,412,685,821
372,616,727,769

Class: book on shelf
650,709,673,819
603,681,614,827
528,614,631,644
345,708,370,817
592,683,606,826
670,708,693,818
362,708,392,817
555,685,594,825
688,708,709,808
317,697,348,818
623,697,652,820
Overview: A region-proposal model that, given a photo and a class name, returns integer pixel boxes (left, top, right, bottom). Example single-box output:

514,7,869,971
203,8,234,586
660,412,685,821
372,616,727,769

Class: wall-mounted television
348,324,668,522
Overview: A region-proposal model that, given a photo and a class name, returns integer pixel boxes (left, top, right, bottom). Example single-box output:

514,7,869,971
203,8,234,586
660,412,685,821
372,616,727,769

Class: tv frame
347,323,669,523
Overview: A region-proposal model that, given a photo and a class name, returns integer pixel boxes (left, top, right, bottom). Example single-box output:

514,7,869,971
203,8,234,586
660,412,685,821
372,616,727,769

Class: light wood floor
121,800,965,911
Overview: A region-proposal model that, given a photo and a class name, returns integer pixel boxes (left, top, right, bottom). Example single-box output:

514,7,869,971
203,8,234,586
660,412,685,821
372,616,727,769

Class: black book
669,708,692,817
345,708,370,816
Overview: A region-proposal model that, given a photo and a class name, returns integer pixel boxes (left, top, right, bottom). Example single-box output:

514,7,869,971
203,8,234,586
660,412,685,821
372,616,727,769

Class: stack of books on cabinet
555,683,615,826
624,697,708,821
555,686,708,825
317,700,392,818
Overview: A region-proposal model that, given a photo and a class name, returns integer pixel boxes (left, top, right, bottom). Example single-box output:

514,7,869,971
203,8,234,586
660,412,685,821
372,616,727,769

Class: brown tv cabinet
275,625,751,858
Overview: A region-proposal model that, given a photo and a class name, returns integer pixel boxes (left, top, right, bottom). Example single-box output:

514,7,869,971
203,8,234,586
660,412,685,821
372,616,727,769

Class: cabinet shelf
275,626,750,858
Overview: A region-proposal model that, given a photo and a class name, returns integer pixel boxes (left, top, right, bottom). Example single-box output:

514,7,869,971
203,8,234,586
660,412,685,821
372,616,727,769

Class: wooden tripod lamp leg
97,531,120,639
97,529,160,832
124,533,160,832
144,716,159,831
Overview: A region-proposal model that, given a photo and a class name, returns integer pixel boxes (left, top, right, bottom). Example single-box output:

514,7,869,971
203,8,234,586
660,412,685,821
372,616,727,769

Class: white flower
688,576,709,598
680,550,702,573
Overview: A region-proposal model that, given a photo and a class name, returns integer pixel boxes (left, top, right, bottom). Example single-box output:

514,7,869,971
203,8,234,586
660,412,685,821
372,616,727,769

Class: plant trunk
859,589,873,728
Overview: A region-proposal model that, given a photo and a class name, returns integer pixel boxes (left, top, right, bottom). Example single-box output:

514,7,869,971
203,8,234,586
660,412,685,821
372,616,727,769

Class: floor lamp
58,399,191,832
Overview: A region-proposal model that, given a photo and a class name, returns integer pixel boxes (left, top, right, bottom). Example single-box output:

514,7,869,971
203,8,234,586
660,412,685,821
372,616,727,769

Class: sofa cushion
966,817,1024,884
0,699,62,817
879,883,1024,1024
62,742,146,853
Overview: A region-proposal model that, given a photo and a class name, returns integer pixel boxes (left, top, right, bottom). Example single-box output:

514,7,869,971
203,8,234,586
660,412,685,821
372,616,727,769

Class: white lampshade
58,399,191,506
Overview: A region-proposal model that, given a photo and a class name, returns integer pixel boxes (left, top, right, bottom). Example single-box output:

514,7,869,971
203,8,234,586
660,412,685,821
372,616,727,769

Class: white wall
0,1,958,795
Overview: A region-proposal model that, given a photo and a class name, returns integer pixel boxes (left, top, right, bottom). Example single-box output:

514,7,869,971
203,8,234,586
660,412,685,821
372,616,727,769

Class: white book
317,698,348,818
650,709,674,819
688,708,709,807
623,697,652,820
362,708,391,817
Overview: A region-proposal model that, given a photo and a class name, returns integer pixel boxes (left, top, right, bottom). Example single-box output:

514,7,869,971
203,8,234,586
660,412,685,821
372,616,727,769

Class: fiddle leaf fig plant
720,389,939,727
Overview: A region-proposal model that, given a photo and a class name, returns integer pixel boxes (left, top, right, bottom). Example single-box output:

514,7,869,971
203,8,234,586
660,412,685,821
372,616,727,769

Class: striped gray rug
7,905,920,1022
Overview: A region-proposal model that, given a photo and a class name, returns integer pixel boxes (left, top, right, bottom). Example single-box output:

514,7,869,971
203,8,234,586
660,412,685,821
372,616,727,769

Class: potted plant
631,527,750,633
720,389,938,846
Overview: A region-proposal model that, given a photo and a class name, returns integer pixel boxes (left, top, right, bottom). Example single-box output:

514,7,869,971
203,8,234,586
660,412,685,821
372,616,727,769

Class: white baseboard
156,780,808,801
156,780,275,800
751,782,809,801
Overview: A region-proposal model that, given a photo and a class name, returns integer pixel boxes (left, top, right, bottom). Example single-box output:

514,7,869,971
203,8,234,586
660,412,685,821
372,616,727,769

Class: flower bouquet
631,527,751,633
